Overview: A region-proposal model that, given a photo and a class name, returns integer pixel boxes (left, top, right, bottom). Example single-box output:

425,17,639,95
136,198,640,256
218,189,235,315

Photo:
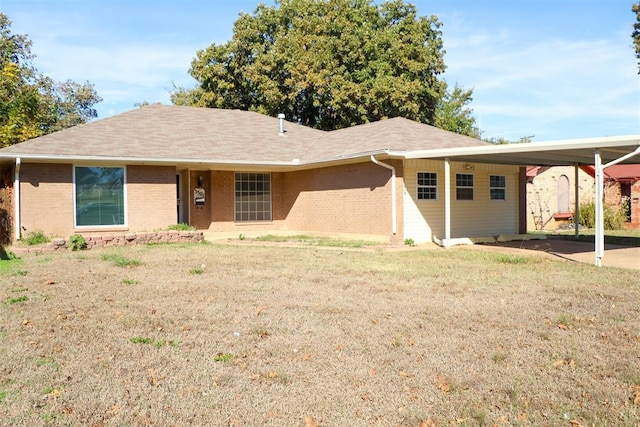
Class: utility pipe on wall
13,157,21,241
370,156,397,236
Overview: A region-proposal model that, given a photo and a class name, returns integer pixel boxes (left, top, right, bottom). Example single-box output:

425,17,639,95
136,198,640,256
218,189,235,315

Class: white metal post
444,158,451,247
594,150,604,267
574,164,579,238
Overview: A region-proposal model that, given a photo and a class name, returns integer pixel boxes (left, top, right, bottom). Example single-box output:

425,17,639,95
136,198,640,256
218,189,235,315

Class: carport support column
574,164,580,238
594,150,604,267
444,158,451,247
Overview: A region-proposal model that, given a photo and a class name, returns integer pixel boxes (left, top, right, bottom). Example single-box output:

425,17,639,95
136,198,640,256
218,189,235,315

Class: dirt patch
1,242,639,426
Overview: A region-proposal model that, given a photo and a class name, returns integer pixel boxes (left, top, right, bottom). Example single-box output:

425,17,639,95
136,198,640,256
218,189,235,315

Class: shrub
23,230,50,246
579,200,627,230
68,234,87,251
167,223,195,231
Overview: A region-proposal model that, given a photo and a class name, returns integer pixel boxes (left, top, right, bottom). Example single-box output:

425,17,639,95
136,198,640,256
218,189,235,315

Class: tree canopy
633,2,640,74
0,13,102,147
173,0,479,134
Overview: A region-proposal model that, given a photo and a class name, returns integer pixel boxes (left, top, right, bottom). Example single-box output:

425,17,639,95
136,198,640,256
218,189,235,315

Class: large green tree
0,13,102,147
173,0,478,133
633,2,640,73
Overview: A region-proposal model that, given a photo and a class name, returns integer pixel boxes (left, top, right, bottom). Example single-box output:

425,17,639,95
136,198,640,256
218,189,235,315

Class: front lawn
0,243,638,425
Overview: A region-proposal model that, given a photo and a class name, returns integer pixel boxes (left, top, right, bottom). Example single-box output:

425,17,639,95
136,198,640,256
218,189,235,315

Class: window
456,173,474,200
74,166,125,227
490,175,506,200
417,172,437,200
235,173,272,221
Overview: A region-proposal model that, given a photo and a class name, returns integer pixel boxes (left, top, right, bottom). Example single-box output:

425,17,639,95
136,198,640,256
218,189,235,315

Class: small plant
213,352,235,362
496,255,529,264
23,230,50,246
189,268,204,275
557,314,573,329
12,270,28,276
238,233,245,241
68,234,87,251
4,295,28,305
101,253,142,267
0,390,9,403
0,250,17,261
404,238,415,246
167,223,196,231
492,352,508,363
121,278,140,285
129,336,154,345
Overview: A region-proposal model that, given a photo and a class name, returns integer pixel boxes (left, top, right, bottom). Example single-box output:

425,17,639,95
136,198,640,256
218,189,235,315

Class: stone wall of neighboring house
604,179,640,227
526,166,595,231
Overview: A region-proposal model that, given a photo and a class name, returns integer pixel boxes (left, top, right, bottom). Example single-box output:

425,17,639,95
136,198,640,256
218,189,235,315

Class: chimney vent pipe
278,113,285,135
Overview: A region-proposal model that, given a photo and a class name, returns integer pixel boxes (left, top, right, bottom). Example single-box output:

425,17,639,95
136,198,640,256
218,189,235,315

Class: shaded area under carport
477,237,640,270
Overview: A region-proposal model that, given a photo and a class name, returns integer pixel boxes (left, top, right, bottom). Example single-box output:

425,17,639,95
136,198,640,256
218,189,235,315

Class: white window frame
234,172,272,222
455,173,474,201
489,175,506,201
416,172,437,200
73,165,127,229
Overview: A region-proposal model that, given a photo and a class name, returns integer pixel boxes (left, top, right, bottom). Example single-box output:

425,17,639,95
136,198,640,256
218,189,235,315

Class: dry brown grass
1,241,639,426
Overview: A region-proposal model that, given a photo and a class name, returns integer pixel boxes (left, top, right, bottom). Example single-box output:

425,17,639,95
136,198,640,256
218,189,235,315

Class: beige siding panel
404,159,520,240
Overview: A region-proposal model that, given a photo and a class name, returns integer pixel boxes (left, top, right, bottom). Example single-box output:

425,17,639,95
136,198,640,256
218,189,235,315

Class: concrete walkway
484,237,640,270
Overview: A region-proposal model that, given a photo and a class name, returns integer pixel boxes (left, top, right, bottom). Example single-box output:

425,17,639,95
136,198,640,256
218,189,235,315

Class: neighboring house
526,166,596,230
0,104,524,245
526,164,640,230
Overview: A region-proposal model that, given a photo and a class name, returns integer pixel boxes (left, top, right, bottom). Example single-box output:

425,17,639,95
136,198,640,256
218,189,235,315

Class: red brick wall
282,160,403,240
126,165,176,230
19,163,176,239
20,163,74,237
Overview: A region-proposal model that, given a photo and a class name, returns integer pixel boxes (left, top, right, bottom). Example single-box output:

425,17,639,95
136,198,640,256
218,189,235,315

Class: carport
405,135,640,267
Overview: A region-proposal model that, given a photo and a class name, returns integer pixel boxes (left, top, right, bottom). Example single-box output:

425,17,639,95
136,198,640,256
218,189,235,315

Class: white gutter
13,157,21,241
370,155,397,235
405,135,640,159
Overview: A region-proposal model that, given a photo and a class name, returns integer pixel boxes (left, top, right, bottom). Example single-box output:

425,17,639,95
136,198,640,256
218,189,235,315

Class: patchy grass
253,234,379,248
0,243,638,425
101,252,142,267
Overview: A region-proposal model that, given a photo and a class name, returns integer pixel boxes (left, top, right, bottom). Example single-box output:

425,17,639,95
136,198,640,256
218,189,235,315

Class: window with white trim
455,173,474,200
74,166,126,227
235,173,272,221
417,172,437,200
490,175,506,200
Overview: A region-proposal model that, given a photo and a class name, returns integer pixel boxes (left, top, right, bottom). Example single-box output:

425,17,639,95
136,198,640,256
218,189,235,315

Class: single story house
0,105,638,265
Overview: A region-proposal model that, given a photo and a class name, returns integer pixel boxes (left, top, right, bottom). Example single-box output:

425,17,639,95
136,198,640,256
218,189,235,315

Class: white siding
404,159,520,242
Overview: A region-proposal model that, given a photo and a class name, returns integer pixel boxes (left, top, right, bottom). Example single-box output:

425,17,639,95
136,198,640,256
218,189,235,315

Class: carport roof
405,135,640,166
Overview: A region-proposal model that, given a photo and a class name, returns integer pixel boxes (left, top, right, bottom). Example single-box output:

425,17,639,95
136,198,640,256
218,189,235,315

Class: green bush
167,223,195,231
579,200,627,230
68,234,87,251
23,230,50,246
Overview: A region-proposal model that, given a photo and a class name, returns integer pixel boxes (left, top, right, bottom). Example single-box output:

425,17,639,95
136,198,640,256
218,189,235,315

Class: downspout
370,155,397,235
13,157,21,241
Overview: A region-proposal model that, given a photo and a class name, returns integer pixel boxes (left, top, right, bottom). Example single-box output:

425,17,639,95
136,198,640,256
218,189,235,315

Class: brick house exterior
1,105,637,246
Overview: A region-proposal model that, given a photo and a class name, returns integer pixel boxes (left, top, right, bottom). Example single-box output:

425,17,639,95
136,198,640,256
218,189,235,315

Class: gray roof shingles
0,104,489,164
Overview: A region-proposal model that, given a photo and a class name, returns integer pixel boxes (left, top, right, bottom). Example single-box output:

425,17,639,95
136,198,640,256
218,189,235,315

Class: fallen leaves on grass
436,374,451,393
632,385,640,406
552,358,576,368
304,415,320,427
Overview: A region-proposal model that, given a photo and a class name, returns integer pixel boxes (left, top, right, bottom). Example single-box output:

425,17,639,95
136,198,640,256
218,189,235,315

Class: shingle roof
0,104,489,164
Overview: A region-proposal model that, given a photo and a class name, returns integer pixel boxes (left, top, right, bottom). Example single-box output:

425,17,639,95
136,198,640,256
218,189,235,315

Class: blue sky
2,0,639,141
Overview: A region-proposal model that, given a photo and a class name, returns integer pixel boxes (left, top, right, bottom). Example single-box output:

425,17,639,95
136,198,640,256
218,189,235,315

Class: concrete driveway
485,237,640,270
